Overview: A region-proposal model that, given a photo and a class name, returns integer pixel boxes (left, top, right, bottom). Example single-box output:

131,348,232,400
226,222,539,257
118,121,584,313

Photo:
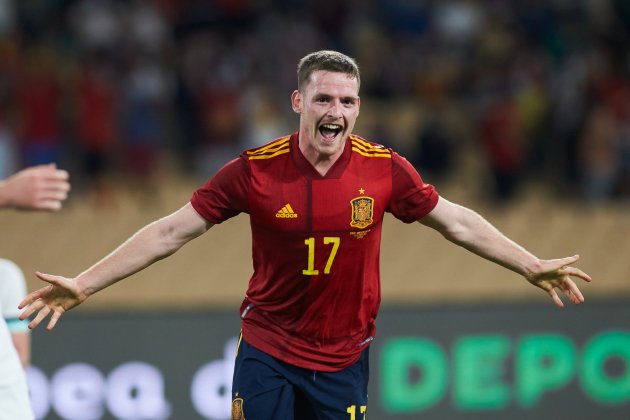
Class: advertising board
28,301,630,419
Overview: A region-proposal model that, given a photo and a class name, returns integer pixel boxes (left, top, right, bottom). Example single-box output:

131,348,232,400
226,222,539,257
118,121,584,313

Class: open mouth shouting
319,123,344,142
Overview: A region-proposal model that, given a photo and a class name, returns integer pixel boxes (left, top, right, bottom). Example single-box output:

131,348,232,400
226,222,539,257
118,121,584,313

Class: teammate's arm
10,331,30,369
418,196,592,307
19,202,213,330
0,164,70,211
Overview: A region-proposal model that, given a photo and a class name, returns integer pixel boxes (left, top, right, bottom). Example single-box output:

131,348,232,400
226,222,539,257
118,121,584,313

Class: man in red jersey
18,51,591,419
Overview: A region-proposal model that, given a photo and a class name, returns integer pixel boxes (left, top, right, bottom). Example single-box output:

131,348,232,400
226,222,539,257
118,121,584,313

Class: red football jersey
191,133,439,371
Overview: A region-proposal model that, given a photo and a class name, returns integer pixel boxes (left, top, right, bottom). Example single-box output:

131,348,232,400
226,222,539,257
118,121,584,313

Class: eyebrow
313,93,358,102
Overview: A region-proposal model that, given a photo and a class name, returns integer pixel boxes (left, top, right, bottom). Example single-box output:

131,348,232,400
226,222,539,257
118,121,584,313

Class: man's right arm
76,202,212,297
19,202,213,330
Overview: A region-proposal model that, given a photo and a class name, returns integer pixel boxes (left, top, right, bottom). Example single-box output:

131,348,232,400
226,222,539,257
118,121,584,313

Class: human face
292,70,360,167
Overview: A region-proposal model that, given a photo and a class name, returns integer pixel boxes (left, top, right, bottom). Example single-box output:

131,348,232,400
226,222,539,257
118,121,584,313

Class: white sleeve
0,259,29,331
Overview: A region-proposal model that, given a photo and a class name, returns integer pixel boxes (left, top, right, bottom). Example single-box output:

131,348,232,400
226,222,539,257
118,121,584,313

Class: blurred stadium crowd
0,0,628,206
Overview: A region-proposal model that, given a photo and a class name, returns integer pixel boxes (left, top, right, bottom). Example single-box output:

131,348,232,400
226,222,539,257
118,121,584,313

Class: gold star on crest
359,187,365,195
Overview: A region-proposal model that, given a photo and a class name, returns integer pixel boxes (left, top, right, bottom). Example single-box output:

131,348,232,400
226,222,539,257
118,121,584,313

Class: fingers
34,179,70,210
549,278,585,308
18,273,65,325
19,294,64,331
18,272,73,331
534,255,591,308
549,288,564,308
22,165,71,210
19,298,45,321
25,306,62,331
43,167,70,182
567,282,584,304
34,199,64,211
41,184,71,197
35,271,62,285
32,163,69,180
30,305,51,330
560,279,584,304
48,311,62,331
561,266,592,283
19,292,38,311
41,179,71,194
18,283,52,310
559,254,580,266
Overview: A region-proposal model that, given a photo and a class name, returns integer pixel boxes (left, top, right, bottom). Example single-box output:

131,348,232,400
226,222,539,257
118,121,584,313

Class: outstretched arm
419,197,592,307
19,202,213,330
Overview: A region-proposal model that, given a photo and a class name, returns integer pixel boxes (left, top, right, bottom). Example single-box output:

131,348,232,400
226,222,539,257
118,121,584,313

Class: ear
291,90,301,114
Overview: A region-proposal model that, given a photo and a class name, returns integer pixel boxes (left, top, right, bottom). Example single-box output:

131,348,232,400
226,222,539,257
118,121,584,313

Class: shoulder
242,135,292,162
204,134,292,182
348,134,392,159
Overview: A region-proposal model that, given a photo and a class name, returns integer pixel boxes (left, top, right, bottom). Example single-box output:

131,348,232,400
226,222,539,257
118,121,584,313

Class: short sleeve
190,156,250,224
388,152,439,223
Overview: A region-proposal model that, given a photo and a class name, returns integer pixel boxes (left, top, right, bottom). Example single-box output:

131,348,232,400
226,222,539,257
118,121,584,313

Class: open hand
526,255,592,308
18,272,87,330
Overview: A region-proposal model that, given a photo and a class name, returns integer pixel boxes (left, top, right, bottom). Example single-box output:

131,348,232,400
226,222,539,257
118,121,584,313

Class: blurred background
0,0,628,419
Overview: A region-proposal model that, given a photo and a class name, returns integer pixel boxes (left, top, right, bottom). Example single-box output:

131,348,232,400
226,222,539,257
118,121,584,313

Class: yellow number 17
302,236,340,276
347,404,367,419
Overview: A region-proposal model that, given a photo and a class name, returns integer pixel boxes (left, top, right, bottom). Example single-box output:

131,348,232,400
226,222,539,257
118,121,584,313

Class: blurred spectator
578,103,621,203
1,0,628,205
14,47,63,168
479,93,526,201
69,0,123,53
195,81,244,178
0,0,15,36
412,111,454,182
72,54,120,207
0,119,17,180
0,37,19,179
120,55,170,201
241,85,289,149
578,52,630,203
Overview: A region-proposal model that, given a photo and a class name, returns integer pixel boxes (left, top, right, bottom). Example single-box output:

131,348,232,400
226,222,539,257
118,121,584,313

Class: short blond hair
297,50,360,92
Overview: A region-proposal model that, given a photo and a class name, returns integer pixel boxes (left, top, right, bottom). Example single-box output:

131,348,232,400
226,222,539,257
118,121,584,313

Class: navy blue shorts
231,336,369,420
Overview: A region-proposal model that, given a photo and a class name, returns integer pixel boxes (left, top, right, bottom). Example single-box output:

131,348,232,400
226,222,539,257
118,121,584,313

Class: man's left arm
418,196,592,307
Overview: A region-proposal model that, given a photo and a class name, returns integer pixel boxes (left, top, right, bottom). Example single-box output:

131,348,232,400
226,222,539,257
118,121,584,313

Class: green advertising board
29,300,629,419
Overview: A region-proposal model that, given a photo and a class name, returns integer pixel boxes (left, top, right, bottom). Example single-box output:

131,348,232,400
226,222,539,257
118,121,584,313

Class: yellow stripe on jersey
350,136,391,158
247,136,290,154
248,148,290,160
351,136,376,148
350,136,389,152
247,136,291,160
351,147,391,158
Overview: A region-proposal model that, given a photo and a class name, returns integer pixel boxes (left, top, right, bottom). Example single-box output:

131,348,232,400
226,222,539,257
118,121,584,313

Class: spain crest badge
350,196,374,229
231,397,245,419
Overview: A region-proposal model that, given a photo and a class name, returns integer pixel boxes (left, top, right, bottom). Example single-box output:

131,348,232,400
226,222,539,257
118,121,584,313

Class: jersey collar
290,132,352,180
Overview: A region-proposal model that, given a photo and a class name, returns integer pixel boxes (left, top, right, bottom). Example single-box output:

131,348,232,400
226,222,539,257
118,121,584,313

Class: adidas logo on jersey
276,204,298,218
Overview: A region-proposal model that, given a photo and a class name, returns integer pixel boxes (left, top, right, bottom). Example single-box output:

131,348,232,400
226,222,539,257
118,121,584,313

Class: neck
310,157,337,177
298,135,345,177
